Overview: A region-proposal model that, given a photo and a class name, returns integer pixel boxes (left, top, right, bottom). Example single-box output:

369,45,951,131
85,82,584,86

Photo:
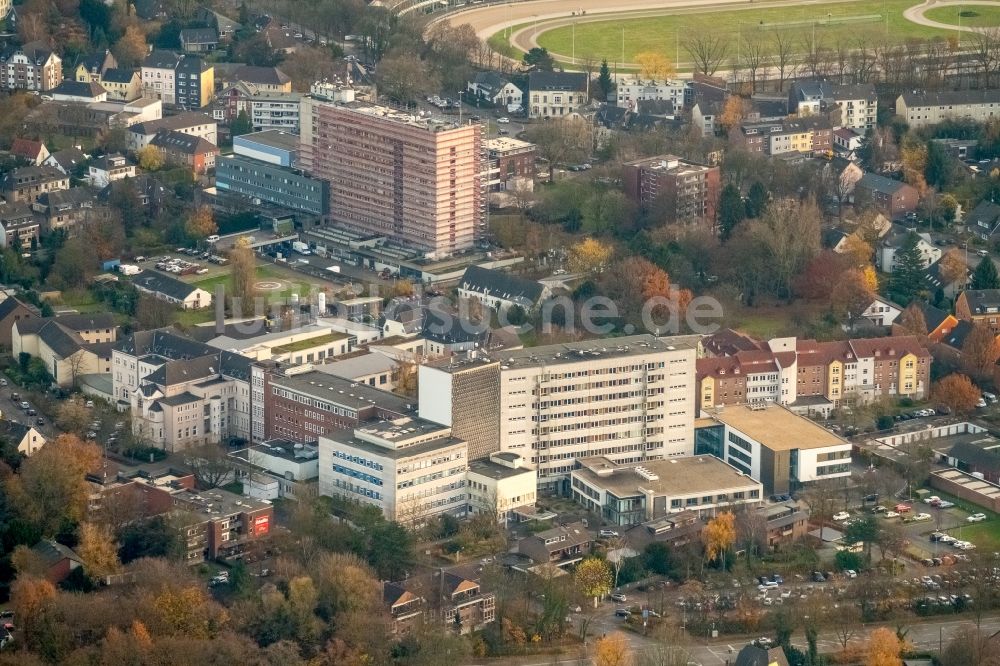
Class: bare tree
771,30,795,91
801,32,832,79
606,535,630,588
969,27,1000,88
734,506,768,569
184,442,235,489
850,34,878,83
833,38,850,84
741,34,766,93
683,33,728,77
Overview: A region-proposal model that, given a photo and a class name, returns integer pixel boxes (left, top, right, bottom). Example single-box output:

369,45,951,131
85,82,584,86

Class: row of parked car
929,532,978,550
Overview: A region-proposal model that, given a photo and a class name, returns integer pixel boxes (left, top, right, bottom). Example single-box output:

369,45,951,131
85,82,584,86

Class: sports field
529,0,954,65
924,5,1000,28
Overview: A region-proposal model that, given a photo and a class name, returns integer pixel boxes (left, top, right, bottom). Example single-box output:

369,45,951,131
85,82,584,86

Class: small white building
616,78,686,109
131,270,212,309
878,230,941,274
86,153,135,188
230,440,319,500
467,452,537,523
858,295,903,327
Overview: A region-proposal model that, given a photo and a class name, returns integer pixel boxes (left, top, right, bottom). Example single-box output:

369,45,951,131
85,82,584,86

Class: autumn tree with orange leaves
594,631,633,666
703,512,736,570
602,257,692,330
864,627,906,666
933,373,981,415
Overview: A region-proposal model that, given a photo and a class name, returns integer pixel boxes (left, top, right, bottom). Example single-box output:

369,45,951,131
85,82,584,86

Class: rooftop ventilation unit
634,466,660,482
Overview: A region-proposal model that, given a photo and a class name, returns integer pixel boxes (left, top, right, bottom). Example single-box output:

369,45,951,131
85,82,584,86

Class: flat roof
358,416,450,440
326,429,465,461
268,370,412,413
317,352,397,379
468,458,534,481
705,404,849,451
237,130,299,153
573,455,760,498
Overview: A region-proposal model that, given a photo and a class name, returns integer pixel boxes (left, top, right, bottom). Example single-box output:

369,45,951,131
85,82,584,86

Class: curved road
904,0,1000,32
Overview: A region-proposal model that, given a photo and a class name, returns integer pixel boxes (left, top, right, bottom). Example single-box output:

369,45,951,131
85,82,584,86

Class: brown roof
11,138,45,160
848,335,931,360
702,328,764,356
696,356,744,379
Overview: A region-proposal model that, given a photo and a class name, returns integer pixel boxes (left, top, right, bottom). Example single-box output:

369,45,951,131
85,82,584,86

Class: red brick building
622,154,720,224
149,129,219,175
485,137,535,191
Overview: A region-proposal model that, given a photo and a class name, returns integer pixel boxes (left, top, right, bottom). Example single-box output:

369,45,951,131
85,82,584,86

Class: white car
968,513,987,523
913,513,932,522
599,529,619,538
833,511,851,521
924,496,941,505
497,117,510,123
939,535,956,543
610,593,627,603
884,511,900,518
845,569,858,579
977,398,988,408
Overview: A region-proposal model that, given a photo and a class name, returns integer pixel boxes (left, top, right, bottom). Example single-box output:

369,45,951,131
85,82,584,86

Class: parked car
610,593,627,603
18,401,29,410
497,117,510,123
895,504,912,513
913,513,932,522
884,511,900,518
968,513,988,523
833,511,851,521
614,608,629,617
599,529,619,538
872,505,888,514
924,496,941,504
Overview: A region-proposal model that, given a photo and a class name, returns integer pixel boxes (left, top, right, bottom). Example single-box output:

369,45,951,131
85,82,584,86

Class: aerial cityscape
2,0,1000,664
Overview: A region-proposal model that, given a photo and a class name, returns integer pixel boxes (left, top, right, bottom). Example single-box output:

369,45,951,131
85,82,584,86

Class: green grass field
529,0,951,65
190,263,319,302
947,520,1000,552
924,5,1000,28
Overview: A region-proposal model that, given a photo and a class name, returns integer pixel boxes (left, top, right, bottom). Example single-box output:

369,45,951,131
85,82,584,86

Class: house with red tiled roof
11,138,49,166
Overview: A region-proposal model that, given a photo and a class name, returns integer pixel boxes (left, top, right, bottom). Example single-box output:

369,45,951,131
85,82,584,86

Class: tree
754,198,821,299
280,46,341,92
843,516,880,561
56,400,91,434
889,232,927,304
703,512,736,570
972,256,1000,290
230,110,252,137
136,293,177,330
771,30,795,91
597,59,615,101
939,248,967,287
718,96,750,133
875,521,906,561
5,434,102,536
114,24,148,68
364,520,414,581
740,34,766,93
229,237,258,317
901,141,928,195
842,234,874,268
523,47,555,71
683,33,728,76
864,626,904,666
525,118,591,182
183,443,234,489
832,267,877,325
568,238,613,274
185,206,217,240
933,373,981,415
925,140,954,190
575,557,613,607
745,181,768,218
897,303,928,338
962,323,1000,380
76,521,121,580
137,145,164,171
10,576,56,647
718,183,745,241
635,52,675,80
594,631,633,666
941,626,991,666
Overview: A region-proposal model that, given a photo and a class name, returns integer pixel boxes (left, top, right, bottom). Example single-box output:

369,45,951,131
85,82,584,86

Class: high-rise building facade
301,98,484,256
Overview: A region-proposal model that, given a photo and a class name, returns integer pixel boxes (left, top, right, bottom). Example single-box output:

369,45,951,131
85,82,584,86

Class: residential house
174,55,214,109
527,71,587,119
892,301,957,343
194,6,242,40
0,418,46,456
457,265,546,312
50,80,107,103
0,295,38,351
149,130,219,175
12,313,118,387
221,65,292,94
856,173,919,217
179,27,219,53
0,166,68,203
383,582,425,634
760,502,810,549
30,540,83,584
616,78,686,109
0,202,40,249
467,71,522,109
622,154,721,222
73,50,116,83
86,153,135,188
11,138,49,166
382,566,496,635
132,270,213,309
956,289,1000,334
833,127,864,156
788,81,877,131
688,78,730,137
517,521,593,568
99,68,142,102
141,50,181,104
98,174,168,212
878,228,940,273
734,644,791,666
734,116,832,156
897,89,1000,129
859,296,903,327
128,112,217,151
924,257,969,299
593,104,667,135
967,200,1000,242
32,188,96,231
0,41,62,92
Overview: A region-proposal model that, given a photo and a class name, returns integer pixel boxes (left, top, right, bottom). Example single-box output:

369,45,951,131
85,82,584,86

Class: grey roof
528,71,587,92
233,65,290,86
1,41,56,64
158,391,203,407
220,350,253,381
915,301,952,332
1,165,66,191
102,67,138,84
146,355,220,386
924,260,968,290
31,540,82,567
318,352,398,381
0,419,32,443
150,129,218,155
734,645,790,666
37,320,85,358
595,104,663,131
143,49,181,69
132,270,200,300
0,296,35,321
750,96,789,118
130,112,216,136
822,228,848,249
52,80,106,98
460,266,544,305
97,174,168,206
53,312,116,331
47,147,87,173
237,129,299,152
176,55,211,74
792,80,876,103
948,439,1000,473
859,172,911,195
472,71,510,94
35,188,95,212
942,319,974,350
180,28,219,44
77,50,114,74
902,89,1000,108
968,200,1000,234
268,370,413,413
961,289,1000,313
0,202,35,225
114,328,216,359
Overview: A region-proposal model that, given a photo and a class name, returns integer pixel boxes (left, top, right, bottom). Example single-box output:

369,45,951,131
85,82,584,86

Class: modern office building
419,334,700,492
318,417,469,523
569,455,762,526
300,98,485,256
622,155,721,223
696,403,852,495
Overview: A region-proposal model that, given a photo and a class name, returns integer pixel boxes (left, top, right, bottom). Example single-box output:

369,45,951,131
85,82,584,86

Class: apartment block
616,78,687,109
318,417,468,523
420,335,700,492
485,137,535,192
897,89,1000,129
257,362,412,443
141,51,213,108
527,71,587,118
789,81,877,131
301,96,484,256
696,403,852,495
1,41,61,92
570,455,762,526
696,334,932,413
956,289,1000,335
734,117,832,156
622,155,720,223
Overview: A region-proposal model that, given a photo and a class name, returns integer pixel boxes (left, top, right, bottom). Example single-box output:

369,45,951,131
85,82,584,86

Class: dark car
812,571,826,582
35,418,44,426
26,408,36,416
864,493,879,502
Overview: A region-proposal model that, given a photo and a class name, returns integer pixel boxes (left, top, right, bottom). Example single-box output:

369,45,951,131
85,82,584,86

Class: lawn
529,0,950,66
924,5,1000,28
946,520,1000,552
189,263,318,302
